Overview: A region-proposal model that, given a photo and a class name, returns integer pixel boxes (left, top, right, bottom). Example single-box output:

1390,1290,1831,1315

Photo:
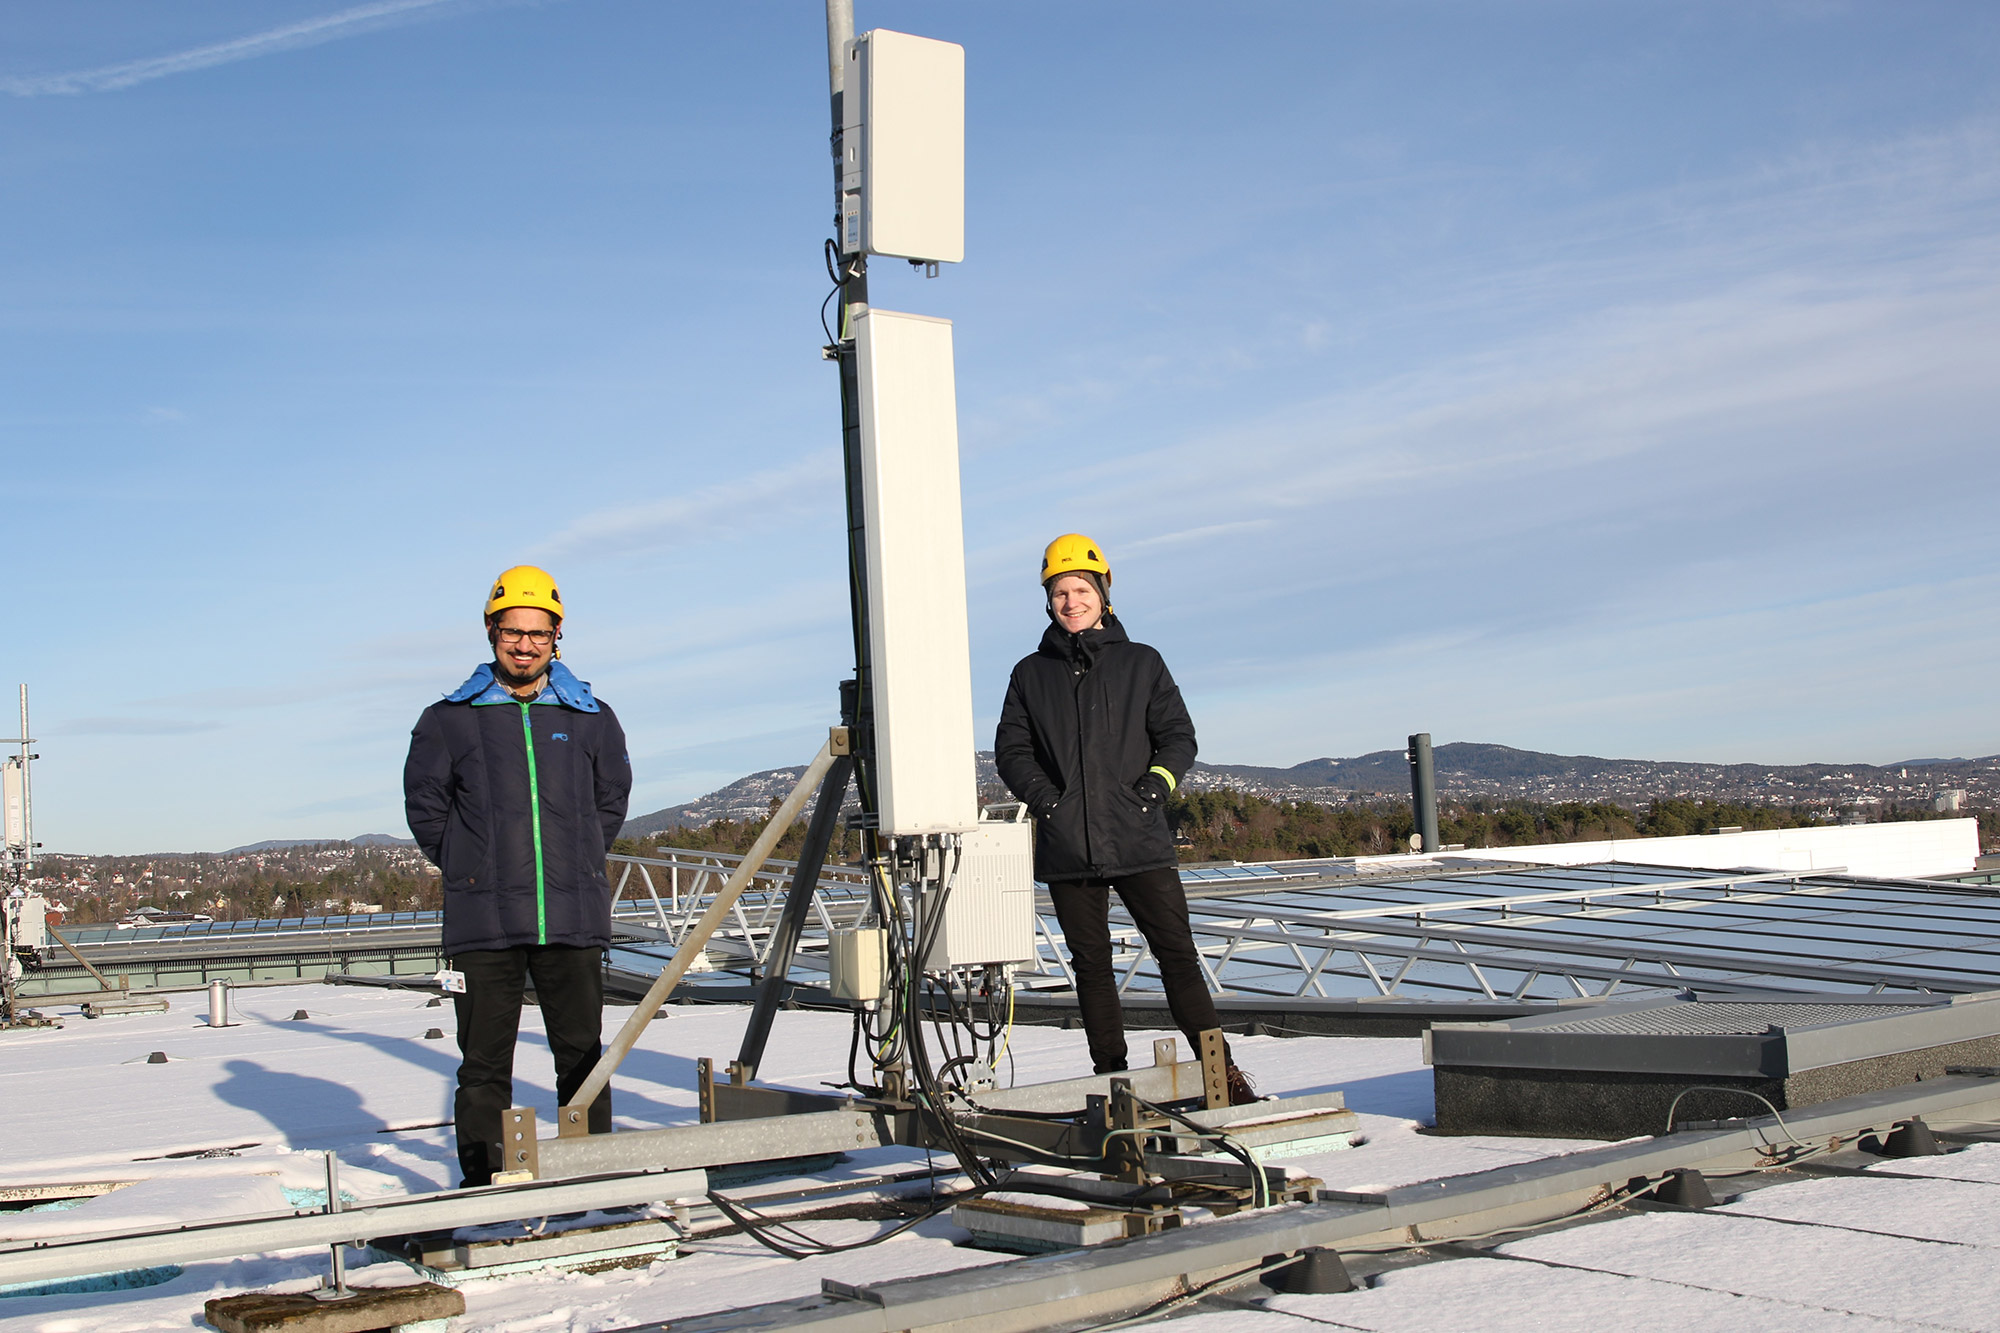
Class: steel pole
735,753,855,1078
16,686,29,880
826,0,876,829
826,0,852,107
1407,733,1440,854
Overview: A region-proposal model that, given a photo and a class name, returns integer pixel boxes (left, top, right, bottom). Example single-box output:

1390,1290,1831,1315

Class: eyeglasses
494,628,556,646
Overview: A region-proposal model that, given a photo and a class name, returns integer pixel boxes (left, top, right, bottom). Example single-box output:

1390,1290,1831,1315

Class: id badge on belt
435,968,467,995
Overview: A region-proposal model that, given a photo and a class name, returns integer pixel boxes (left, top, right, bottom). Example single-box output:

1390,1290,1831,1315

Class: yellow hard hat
1040,533,1111,588
484,565,564,623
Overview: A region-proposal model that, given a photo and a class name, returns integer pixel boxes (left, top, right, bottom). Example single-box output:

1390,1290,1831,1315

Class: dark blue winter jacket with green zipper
403,660,632,955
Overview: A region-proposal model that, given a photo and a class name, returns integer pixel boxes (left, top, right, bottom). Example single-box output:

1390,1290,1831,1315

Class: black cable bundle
899,843,999,1187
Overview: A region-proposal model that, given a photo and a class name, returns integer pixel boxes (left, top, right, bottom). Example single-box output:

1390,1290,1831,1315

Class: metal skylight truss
597,853,2000,1004
1080,861,2000,1002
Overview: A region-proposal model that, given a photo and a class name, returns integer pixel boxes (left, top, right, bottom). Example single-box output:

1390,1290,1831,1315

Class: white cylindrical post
207,979,230,1028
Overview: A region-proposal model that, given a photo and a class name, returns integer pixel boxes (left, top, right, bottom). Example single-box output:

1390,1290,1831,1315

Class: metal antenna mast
730,0,875,1079
3,685,33,884
827,0,874,802
1,685,38,1024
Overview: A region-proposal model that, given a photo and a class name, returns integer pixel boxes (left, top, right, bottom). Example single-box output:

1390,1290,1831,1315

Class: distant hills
621,768,827,839
620,743,1998,837
192,745,1996,858
1186,743,1997,803
1184,740,1984,792
223,833,418,854
622,756,1009,837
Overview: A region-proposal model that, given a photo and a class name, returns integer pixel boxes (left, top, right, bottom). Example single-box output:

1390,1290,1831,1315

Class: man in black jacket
404,565,633,1186
995,535,1254,1101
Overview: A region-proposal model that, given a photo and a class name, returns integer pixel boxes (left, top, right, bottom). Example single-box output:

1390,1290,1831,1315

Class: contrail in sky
2,0,480,96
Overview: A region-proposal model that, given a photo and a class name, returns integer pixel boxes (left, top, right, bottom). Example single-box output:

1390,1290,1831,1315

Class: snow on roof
4,983,1998,1330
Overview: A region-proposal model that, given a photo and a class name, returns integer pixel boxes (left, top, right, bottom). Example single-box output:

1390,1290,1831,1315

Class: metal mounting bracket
501,1106,539,1177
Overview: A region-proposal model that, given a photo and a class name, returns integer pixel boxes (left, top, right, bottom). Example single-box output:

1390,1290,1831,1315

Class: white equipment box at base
830,927,888,1002
922,820,1036,970
4,893,47,952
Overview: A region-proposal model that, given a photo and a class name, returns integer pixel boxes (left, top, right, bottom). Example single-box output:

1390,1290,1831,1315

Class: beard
492,655,548,689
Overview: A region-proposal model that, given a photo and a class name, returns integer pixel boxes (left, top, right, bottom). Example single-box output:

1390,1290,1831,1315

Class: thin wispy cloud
534,452,838,561
1,0,481,97
995,123,2000,547
1122,519,1275,554
966,121,2000,479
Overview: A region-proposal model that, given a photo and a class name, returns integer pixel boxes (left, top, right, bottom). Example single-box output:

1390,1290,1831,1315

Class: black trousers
451,945,613,1186
1049,866,1228,1075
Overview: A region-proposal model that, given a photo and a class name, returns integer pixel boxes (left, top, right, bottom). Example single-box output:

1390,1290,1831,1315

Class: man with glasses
404,565,633,1186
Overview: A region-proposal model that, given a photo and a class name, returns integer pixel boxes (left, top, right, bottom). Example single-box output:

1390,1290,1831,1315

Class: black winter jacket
404,662,632,955
995,616,1197,882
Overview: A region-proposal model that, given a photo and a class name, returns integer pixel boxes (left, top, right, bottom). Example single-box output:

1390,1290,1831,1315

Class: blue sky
5,2,1997,853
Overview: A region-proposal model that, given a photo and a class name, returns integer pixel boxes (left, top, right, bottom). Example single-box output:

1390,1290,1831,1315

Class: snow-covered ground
5,982,1999,1331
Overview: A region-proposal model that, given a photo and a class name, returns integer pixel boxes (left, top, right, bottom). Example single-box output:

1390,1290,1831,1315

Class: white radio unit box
921,820,1036,971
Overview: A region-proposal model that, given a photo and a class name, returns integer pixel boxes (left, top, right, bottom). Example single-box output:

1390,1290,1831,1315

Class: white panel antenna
841,29,965,264
853,307,979,836
1,760,23,853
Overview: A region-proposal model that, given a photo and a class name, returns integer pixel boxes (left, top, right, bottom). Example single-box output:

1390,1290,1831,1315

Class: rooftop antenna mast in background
1,685,45,1026
2,686,33,884
2,684,36,880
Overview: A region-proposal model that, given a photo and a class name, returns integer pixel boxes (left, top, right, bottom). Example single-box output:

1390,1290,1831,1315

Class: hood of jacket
1036,612,1130,669
443,659,600,712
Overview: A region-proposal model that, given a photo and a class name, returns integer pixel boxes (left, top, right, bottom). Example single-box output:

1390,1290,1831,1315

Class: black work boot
1226,1065,1261,1106
457,1142,494,1189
